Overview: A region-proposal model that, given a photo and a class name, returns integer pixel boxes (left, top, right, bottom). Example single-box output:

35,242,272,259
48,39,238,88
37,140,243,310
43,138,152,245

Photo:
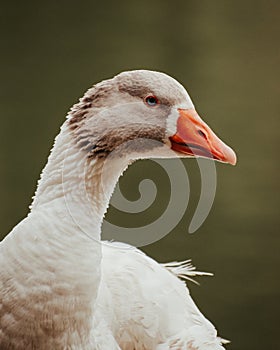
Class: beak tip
224,147,237,166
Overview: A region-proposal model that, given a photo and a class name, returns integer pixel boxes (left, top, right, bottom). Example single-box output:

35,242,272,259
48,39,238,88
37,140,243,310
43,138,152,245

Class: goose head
68,70,236,165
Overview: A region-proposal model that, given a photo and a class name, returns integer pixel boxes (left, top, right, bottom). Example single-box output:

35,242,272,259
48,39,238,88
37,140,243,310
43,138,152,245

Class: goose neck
30,125,128,239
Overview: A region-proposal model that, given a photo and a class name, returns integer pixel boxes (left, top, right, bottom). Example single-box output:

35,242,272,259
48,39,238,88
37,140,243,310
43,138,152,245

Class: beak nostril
197,129,207,140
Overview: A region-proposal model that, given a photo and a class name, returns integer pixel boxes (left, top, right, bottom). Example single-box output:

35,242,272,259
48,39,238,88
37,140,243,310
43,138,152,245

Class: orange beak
169,109,237,165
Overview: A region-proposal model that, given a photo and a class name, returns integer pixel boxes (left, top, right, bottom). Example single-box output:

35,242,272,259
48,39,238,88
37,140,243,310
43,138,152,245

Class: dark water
0,1,279,349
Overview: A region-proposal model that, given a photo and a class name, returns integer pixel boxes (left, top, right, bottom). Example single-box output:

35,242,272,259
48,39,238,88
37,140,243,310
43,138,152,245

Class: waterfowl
0,70,236,350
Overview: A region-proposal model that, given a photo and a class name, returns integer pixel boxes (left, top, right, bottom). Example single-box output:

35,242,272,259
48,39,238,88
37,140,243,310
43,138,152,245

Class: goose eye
144,95,159,107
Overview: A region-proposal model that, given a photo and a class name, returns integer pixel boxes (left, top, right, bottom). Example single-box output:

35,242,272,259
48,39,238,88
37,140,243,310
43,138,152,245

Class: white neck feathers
30,122,128,239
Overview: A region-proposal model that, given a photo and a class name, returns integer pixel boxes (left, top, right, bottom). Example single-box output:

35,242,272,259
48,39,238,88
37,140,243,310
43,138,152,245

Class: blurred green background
0,1,279,349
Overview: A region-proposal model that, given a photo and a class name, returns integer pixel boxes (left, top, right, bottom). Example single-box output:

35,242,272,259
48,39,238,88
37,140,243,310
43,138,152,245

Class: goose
0,70,236,350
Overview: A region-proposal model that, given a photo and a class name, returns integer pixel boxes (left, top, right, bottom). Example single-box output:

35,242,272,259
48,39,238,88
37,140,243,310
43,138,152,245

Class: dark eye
144,95,159,107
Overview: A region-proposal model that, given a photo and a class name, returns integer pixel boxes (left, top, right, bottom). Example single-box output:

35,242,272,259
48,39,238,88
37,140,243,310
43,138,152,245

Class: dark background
0,1,279,349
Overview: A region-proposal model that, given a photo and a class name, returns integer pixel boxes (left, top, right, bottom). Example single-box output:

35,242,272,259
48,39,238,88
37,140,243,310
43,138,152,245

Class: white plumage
97,243,228,349
0,70,236,349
